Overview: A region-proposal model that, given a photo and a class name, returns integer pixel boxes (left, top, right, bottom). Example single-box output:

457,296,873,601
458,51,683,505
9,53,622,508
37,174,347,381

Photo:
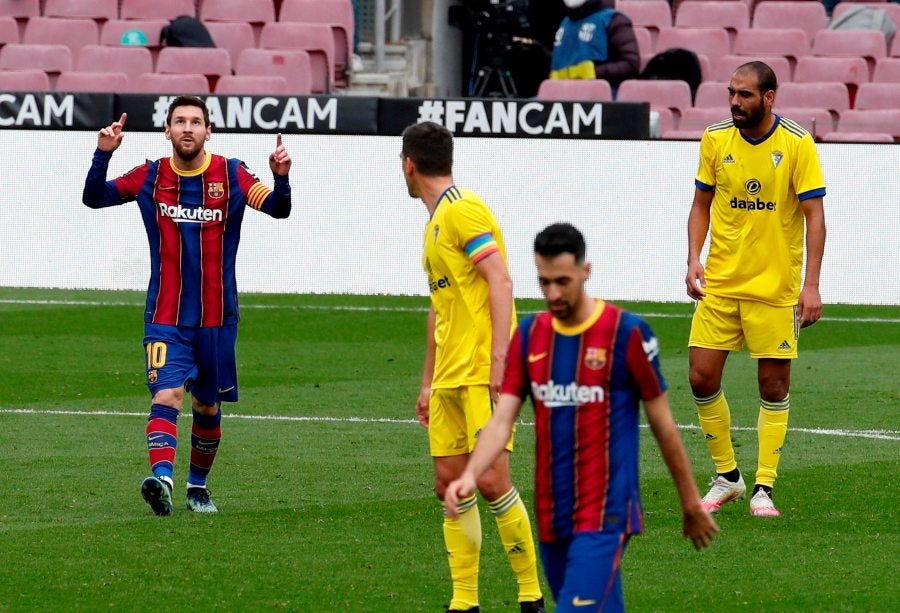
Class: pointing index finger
276,133,282,148
117,112,127,129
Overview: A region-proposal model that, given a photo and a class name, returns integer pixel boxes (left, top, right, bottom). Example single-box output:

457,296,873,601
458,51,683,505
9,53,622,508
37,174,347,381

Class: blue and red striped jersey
502,301,667,542
83,149,291,327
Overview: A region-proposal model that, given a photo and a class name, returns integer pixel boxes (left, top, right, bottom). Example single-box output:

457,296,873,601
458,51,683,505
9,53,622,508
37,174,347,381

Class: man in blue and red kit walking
83,96,292,516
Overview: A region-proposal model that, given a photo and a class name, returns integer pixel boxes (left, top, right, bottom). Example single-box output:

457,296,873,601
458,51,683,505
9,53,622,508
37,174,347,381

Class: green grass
0,289,897,612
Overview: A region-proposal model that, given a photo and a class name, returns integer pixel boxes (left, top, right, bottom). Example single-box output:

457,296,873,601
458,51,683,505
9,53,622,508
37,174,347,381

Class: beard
172,138,204,161
731,103,766,130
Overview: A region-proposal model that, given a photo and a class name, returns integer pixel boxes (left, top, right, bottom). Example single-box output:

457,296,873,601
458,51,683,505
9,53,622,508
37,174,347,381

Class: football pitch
0,288,897,612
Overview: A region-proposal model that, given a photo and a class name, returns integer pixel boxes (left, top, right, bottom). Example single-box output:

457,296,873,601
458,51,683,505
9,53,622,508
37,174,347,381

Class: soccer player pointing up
83,96,292,516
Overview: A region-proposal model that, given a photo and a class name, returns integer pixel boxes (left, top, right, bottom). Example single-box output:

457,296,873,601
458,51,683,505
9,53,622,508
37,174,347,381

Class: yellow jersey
695,115,826,306
423,186,515,388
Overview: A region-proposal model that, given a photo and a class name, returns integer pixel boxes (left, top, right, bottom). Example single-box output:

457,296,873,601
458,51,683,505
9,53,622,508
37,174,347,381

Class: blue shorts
143,323,238,406
540,531,631,613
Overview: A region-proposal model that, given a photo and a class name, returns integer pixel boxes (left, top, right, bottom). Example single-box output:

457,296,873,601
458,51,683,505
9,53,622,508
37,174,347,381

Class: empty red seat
774,107,835,137
0,15,17,45
234,48,312,94
777,81,850,116
23,17,98,65
77,45,153,82
101,19,168,47
752,2,827,44
733,28,809,70
279,0,354,85
56,70,129,92
655,27,731,59
206,22,255,71
120,0,195,21
259,22,335,93
616,0,672,44
793,56,869,89
617,78,694,118
677,107,731,131
128,72,209,93
43,0,118,21
156,47,232,77
873,57,900,82
0,0,38,20
536,78,613,101
811,29,887,73
216,74,289,95
892,33,900,57
633,26,653,57
0,43,72,73
0,68,49,90
201,0,276,24
675,2,749,41
836,109,900,137
712,54,792,82
854,82,900,109
821,131,894,143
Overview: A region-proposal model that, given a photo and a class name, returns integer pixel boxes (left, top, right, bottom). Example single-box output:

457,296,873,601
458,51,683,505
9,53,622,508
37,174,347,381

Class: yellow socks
489,488,542,603
695,388,737,474
443,495,481,611
757,396,790,487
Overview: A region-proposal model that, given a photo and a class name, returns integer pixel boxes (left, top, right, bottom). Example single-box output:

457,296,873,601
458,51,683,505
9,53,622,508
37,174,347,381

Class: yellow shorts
429,385,516,457
689,293,799,359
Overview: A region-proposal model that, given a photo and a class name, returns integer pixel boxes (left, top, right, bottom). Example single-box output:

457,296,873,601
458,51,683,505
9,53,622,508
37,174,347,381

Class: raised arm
83,113,131,209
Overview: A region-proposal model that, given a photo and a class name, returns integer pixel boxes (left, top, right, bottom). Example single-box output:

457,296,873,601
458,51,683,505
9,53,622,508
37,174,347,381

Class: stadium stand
128,72,209,94
216,74,290,95
693,80,729,108
259,22,335,94
200,0,276,25
56,70,129,92
732,28,810,72
535,78,614,101
654,106,676,136
0,0,39,28
633,26,653,58
617,78,693,119
774,107,835,137
777,81,851,119
655,26,731,60
23,17,98,65
674,1,749,43
873,57,900,81
120,0,195,21
752,2,828,44
894,34,900,57
0,15,17,46
711,54,792,83
0,67,49,91
854,82,900,109
156,46,232,91
206,22,255,71
811,29,888,73
616,0,672,45
835,109,900,139
0,43,71,76
669,106,729,134
100,19,168,48
279,0,354,88
43,0,117,22
77,45,153,83
793,56,870,93
234,48,312,95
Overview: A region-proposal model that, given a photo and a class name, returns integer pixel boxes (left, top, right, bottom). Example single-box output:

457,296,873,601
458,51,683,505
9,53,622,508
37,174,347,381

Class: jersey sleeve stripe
695,179,715,191
465,232,500,264
798,187,826,200
246,182,272,210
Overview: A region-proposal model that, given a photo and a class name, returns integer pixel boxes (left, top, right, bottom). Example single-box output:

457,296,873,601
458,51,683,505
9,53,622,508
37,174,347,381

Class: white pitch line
2,408,898,441
2,298,899,323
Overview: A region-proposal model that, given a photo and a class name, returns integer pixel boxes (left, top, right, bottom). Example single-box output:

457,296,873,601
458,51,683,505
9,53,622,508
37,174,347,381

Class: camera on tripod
463,0,533,98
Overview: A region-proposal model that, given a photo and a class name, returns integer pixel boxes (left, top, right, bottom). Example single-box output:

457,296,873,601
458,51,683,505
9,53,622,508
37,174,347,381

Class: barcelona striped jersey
502,301,667,542
83,149,291,327
422,185,514,388
695,115,826,306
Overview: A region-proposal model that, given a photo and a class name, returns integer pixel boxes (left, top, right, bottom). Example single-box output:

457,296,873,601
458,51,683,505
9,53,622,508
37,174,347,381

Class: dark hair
735,61,778,94
166,95,210,126
401,121,453,177
534,223,586,264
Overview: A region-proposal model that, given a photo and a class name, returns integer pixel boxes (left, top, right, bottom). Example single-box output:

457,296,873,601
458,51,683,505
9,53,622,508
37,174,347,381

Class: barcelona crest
148,369,158,384
584,347,607,370
207,181,225,199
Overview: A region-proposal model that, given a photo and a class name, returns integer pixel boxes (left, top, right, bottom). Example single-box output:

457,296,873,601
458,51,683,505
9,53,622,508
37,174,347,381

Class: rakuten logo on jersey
531,380,605,408
157,202,224,223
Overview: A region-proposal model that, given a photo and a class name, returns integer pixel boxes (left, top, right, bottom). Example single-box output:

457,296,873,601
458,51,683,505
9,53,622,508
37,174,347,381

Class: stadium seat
206,22,255,71
732,28,809,71
279,0,353,87
893,33,900,57
120,0,195,21
156,46,232,77
777,81,850,113
835,109,900,138
234,48,312,95
873,57,900,82
201,0,276,25
821,131,894,143
711,54,792,83
23,17,98,65
536,78,613,101
259,22,335,94
617,78,693,119
793,56,870,92
216,74,290,95
811,29,887,73
0,0,38,32
615,0,672,45
854,82,900,109
0,16,17,46
655,27,731,60
675,107,731,131
76,45,153,83
774,107,835,137
693,80,729,107
56,70,129,92
0,43,72,74
752,2,828,44
654,106,676,136
675,2,749,43
101,19,168,47
633,26,653,57
43,0,118,22
0,68,49,91
127,72,209,94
